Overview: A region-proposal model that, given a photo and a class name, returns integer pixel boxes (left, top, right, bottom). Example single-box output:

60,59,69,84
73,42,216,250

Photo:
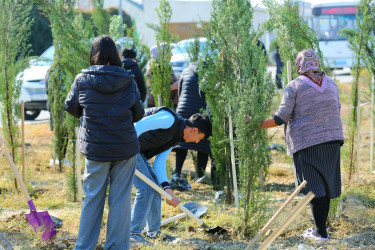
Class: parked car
170,37,207,78
19,45,54,120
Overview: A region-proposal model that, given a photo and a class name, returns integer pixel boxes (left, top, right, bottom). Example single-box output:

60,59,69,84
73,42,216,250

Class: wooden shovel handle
258,192,315,250
0,136,31,201
246,180,307,250
135,170,206,228
142,212,187,233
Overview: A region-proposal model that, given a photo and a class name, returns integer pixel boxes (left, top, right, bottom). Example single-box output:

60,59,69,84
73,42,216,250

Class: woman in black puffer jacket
65,36,144,250
173,61,211,179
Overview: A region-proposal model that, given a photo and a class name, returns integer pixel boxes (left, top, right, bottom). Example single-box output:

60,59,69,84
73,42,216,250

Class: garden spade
135,170,227,234
0,136,56,241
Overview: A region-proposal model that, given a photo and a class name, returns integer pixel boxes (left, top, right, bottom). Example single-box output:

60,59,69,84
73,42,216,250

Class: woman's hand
261,117,278,128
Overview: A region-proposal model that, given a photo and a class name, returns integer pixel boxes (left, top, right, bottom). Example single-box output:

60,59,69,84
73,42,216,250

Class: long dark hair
90,36,122,67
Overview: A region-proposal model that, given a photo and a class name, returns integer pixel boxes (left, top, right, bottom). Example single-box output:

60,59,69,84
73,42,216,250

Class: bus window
313,14,356,41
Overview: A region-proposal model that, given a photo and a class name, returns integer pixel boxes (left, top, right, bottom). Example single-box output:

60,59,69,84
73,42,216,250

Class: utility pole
119,0,123,31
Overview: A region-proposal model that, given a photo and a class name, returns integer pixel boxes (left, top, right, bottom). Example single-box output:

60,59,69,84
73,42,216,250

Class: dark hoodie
122,58,147,102
65,65,144,161
174,62,210,154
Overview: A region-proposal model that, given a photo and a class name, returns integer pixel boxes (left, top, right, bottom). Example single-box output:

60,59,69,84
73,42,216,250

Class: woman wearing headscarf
260,49,344,241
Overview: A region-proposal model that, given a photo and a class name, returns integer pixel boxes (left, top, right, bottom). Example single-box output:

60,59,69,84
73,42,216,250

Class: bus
311,1,359,70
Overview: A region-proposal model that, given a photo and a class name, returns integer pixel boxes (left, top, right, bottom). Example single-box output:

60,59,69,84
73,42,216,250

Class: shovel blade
180,202,207,217
26,200,56,241
206,226,227,235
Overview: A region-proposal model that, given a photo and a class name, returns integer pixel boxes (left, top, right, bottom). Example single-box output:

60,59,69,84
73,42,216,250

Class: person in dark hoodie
65,36,144,250
173,61,211,180
130,107,211,244
122,48,147,102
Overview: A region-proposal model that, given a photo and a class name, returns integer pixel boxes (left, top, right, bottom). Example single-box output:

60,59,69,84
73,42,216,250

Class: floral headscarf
295,49,326,87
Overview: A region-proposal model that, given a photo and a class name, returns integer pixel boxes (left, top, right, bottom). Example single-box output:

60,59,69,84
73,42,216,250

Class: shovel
142,202,207,233
0,136,56,241
135,170,227,234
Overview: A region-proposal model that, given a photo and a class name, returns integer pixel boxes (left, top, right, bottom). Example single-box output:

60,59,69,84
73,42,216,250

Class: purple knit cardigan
275,76,344,156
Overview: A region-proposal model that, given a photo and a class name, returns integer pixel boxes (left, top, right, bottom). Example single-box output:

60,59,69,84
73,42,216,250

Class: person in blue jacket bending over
131,107,212,243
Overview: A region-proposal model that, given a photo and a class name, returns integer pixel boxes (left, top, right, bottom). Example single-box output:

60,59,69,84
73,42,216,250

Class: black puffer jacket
122,58,147,102
65,65,144,162
174,62,210,154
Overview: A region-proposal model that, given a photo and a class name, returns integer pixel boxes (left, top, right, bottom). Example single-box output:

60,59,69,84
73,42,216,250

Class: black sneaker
172,172,180,178
146,231,179,242
130,234,151,245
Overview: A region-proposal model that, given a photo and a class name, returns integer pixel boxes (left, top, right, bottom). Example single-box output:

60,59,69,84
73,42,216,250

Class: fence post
75,127,83,202
228,107,239,207
371,74,374,173
287,61,298,189
21,101,25,183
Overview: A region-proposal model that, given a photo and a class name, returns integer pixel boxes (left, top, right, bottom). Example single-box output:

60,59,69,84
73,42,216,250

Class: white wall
105,0,270,49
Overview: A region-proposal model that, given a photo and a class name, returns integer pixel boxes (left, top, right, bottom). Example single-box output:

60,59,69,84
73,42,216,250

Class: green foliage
66,163,77,202
121,21,150,74
91,4,111,36
186,34,200,63
234,190,271,236
328,197,341,223
106,7,133,31
263,0,329,86
33,0,94,200
200,0,274,236
0,0,33,163
340,0,374,182
150,0,174,107
82,8,132,38
48,61,68,171
109,15,124,42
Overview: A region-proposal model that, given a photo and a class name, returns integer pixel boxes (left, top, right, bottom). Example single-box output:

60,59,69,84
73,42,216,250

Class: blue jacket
65,65,144,161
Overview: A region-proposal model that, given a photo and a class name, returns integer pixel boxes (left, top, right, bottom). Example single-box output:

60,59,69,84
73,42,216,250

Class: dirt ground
0,78,375,249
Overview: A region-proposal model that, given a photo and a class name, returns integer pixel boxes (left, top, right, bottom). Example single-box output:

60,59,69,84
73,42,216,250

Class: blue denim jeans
75,156,136,250
131,154,161,234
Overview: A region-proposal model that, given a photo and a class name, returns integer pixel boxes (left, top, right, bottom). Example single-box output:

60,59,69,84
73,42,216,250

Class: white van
19,45,54,120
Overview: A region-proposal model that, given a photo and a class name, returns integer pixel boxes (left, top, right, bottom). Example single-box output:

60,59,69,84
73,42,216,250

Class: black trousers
174,149,208,178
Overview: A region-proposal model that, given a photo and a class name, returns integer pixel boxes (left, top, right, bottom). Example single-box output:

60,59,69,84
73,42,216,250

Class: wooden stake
245,180,307,250
259,168,264,192
228,107,239,208
0,136,31,200
158,94,163,107
371,74,374,173
356,81,360,181
21,101,25,183
75,127,83,202
286,61,298,189
257,192,315,250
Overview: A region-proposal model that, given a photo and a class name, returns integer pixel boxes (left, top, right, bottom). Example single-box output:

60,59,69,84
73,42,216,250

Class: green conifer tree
186,33,200,63
34,0,94,200
200,0,275,235
109,15,123,42
0,0,33,166
124,21,150,74
91,0,111,36
263,0,328,85
150,0,173,107
340,0,375,182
